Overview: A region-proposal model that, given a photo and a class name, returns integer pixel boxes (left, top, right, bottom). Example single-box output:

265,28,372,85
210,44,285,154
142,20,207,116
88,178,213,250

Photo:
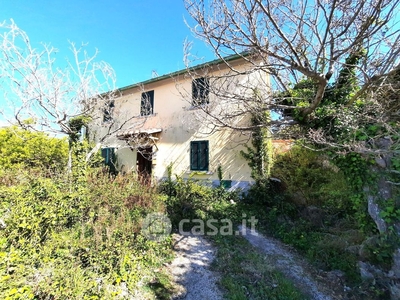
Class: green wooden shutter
199,141,209,170
101,148,114,166
190,141,199,170
190,141,209,171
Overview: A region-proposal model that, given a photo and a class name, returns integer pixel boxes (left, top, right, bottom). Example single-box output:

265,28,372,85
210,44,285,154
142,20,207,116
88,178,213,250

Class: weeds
0,168,175,299
210,233,307,300
160,173,308,299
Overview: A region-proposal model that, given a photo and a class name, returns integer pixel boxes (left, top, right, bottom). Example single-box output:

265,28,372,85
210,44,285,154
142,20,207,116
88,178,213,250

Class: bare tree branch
0,20,150,162
184,0,400,124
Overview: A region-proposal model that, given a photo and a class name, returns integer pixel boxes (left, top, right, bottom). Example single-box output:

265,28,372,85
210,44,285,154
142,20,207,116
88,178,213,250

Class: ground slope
168,234,223,300
168,227,347,300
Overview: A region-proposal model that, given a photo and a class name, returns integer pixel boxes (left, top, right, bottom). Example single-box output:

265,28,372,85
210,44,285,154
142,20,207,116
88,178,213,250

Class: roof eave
118,52,251,92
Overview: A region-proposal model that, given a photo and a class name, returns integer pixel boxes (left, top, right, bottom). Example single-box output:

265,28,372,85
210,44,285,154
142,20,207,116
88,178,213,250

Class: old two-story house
95,54,273,190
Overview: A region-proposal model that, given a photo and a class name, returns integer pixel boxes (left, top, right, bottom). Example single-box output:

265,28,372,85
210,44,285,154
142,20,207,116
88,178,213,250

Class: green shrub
245,145,365,285
271,145,352,211
160,170,240,227
0,168,175,299
0,126,68,171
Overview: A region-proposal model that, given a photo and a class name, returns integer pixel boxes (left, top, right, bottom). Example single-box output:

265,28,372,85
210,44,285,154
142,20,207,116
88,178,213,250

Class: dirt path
239,225,347,300
167,234,223,300
168,228,347,300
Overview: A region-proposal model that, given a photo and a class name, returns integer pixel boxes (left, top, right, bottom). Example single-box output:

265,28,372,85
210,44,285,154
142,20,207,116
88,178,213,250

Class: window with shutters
101,147,117,174
101,148,114,166
103,99,115,122
192,77,209,106
190,140,209,171
140,90,154,116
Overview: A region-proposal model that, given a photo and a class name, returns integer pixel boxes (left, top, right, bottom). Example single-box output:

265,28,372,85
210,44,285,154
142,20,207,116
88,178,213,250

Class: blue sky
1,0,215,88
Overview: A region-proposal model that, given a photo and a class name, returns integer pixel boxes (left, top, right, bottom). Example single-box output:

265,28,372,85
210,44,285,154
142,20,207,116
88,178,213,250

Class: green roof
118,52,249,92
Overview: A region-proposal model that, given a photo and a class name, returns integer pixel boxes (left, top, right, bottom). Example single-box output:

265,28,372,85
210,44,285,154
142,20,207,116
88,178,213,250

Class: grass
161,176,308,299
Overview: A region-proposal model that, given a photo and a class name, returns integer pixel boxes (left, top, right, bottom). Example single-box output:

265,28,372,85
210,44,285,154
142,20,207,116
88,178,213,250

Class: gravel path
239,225,346,300
167,234,223,300
167,227,346,300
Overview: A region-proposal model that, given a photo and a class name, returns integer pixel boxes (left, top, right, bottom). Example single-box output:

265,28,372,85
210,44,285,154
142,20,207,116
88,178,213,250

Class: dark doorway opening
137,146,152,184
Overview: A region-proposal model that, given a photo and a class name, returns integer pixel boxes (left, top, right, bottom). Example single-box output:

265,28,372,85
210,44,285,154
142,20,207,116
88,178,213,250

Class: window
103,99,115,122
101,147,115,170
140,90,154,116
190,140,209,171
192,77,209,106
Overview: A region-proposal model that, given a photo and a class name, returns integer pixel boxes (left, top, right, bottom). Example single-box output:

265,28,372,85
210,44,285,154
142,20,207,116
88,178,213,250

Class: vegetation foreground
0,127,175,299
0,168,178,299
0,126,399,299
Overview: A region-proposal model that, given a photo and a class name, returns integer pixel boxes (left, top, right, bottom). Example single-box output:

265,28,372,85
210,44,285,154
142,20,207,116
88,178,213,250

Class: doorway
137,146,152,184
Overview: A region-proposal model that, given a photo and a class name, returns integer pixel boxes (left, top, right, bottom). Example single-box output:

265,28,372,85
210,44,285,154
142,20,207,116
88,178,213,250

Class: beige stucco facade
95,55,270,190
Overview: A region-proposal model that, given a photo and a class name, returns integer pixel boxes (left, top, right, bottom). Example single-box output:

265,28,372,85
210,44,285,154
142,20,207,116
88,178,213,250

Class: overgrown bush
0,126,68,171
246,144,394,298
160,166,240,228
272,145,353,210
0,168,175,299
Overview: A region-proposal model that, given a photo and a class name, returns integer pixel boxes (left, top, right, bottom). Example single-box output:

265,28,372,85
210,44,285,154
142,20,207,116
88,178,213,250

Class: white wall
95,57,270,189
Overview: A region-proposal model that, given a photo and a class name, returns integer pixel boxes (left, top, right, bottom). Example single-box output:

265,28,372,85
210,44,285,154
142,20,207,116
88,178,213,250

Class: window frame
101,147,115,166
192,77,210,107
190,140,209,171
103,99,115,122
101,147,117,174
140,90,154,116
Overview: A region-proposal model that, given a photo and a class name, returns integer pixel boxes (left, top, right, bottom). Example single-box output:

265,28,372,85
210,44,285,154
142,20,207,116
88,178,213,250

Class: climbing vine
333,153,376,232
241,111,273,181
241,110,274,204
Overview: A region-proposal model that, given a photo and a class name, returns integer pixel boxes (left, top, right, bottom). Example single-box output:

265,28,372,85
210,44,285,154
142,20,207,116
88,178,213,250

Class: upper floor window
192,77,209,106
141,90,154,116
103,99,115,122
190,140,209,171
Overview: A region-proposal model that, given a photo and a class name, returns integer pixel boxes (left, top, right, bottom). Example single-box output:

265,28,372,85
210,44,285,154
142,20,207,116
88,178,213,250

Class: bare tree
183,0,399,129
183,0,400,181
0,20,148,163
184,0,400,296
